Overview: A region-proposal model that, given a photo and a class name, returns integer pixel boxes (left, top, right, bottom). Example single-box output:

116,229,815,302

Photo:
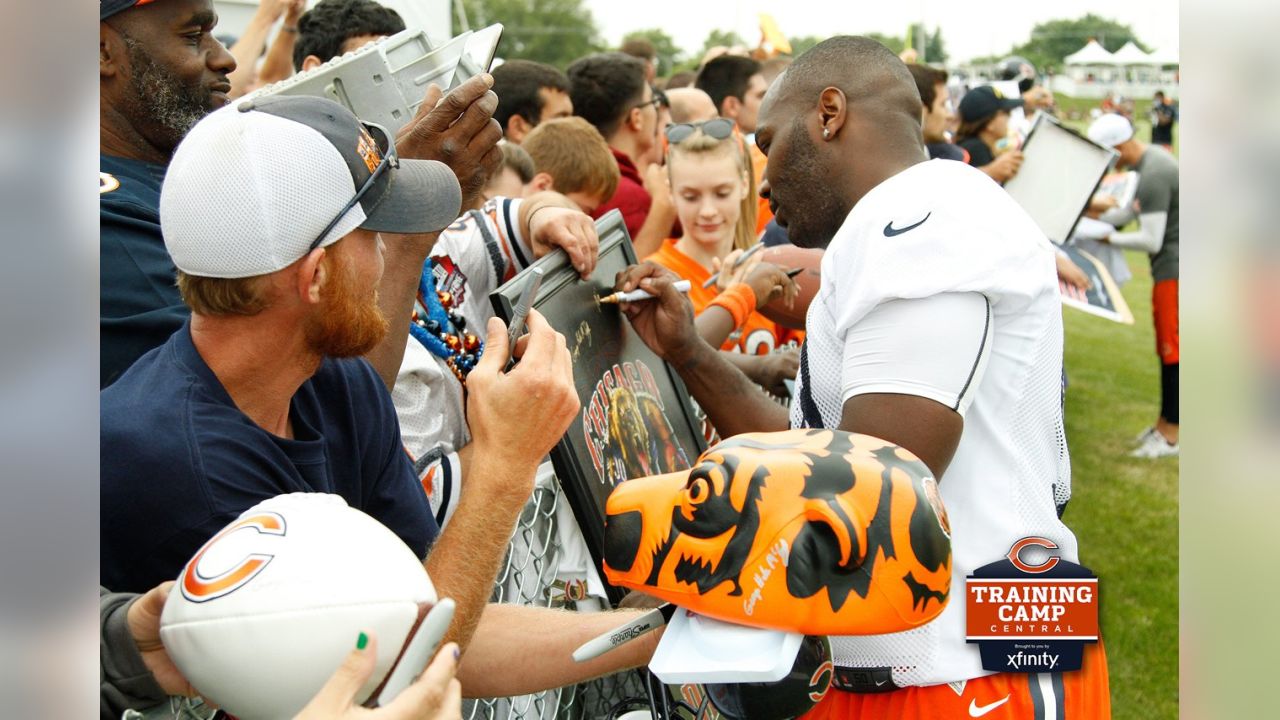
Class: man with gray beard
99,0,501,387
100,0,236,387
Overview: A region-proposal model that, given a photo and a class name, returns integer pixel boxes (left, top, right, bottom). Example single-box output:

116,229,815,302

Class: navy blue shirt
100,322,440,593
100,154,191,388
926,142,968,162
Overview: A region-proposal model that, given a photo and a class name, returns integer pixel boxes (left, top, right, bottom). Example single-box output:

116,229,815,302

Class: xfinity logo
1005,651,1059,670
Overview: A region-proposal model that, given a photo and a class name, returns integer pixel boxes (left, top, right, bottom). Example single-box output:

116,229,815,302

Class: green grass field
1061,252,1178,719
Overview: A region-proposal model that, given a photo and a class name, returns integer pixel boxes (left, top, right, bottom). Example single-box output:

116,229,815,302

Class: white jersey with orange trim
391,197,534,528
790,159,1078,687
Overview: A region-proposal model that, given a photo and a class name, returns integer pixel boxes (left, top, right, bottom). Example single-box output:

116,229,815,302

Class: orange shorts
802,643,1110,720
1153,279,1179,365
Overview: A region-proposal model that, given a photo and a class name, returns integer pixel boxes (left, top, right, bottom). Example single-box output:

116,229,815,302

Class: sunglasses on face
309,121,398,251
665,117,736,144
633,94,664,113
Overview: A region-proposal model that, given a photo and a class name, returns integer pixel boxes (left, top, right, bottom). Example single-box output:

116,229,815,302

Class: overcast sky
586,0,1179,64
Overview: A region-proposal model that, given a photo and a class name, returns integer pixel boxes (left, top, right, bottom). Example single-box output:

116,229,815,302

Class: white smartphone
371,597,456,707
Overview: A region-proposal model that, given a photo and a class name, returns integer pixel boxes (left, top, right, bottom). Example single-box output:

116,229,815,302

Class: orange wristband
707,283,756,330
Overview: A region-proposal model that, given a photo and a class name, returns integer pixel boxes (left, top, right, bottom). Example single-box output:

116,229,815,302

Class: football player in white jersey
614,36,1110,719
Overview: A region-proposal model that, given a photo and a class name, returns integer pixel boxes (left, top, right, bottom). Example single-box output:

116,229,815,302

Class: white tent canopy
1145,46,1180,66
1111,41,1156,65
1064,40,1116,66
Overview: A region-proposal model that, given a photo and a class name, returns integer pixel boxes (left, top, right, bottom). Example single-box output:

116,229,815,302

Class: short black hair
906,63,949,110
491,60,571,133
293,0,405,71
567,53,647,139
695,55,762,114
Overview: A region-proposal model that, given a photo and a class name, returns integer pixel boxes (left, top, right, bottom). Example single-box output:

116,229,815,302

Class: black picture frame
490,210,709,604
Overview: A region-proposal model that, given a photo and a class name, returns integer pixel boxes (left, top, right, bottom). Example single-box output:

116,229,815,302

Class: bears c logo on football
180,512,287,603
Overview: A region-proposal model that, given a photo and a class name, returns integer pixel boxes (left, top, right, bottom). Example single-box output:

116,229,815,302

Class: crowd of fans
100,0,1175,717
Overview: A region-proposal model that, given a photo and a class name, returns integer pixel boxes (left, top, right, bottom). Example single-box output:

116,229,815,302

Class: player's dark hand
742,347,799,397
737,261,798,311
614,263,702,365
398,75,504,211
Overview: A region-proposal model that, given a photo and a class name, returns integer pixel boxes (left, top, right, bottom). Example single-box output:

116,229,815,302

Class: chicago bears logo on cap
356,128,382,174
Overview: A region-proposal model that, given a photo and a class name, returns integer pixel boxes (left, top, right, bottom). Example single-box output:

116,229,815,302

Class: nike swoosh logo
969,696,1010,717
884,212,932,237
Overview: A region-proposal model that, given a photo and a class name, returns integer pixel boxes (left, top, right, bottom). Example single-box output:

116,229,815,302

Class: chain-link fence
462,466,650,720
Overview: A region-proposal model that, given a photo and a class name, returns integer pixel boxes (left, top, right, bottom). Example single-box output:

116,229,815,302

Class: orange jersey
647,241,801,354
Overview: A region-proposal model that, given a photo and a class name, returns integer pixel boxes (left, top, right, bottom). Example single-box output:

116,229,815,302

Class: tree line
462,0,1145,75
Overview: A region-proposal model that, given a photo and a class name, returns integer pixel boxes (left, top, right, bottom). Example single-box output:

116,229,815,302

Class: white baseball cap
161,95,462,279
1086,113,1134,148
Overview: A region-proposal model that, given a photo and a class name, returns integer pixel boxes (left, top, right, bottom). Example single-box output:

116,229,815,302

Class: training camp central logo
965,537,1099,673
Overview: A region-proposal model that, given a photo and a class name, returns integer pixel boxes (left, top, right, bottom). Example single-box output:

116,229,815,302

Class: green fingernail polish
356,632,369,650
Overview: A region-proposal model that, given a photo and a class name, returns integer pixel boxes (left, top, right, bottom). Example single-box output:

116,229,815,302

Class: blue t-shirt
100,154,191,389
100,322,440,593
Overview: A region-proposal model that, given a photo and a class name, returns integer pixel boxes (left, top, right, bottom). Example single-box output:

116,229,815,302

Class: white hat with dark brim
161,95,461,279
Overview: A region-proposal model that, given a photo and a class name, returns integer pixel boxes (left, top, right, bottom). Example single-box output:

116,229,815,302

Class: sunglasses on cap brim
309,120,398,251
665,118,736,144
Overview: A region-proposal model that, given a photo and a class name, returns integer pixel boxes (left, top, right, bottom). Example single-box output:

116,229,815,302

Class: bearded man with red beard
101,96,663,703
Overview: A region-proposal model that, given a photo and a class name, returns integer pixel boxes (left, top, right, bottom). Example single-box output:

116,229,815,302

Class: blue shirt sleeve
100,197,190,388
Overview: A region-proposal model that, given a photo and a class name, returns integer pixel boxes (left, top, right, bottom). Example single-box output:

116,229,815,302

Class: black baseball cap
101,0,159,20
958,86,1024,124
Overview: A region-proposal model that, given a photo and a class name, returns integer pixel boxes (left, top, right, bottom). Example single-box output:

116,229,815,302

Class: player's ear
817,87,847,139
301,55,325,72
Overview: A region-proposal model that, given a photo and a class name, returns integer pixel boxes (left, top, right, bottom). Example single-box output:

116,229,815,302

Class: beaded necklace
409,258,483,384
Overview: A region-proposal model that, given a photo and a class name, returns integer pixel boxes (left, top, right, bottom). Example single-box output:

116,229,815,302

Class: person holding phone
101,584,463,720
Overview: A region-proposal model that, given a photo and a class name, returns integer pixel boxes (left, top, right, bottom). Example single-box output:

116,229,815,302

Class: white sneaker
1130,431,1179,458
1134,426,1159,445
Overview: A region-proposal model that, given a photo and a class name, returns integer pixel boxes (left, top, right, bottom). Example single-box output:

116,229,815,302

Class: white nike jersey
790,159,1077,687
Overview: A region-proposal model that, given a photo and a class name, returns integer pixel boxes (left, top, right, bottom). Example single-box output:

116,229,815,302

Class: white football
160,493,446,720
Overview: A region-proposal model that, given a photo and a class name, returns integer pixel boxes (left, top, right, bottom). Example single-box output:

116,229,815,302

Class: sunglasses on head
309,120,398,251
665,118,736,144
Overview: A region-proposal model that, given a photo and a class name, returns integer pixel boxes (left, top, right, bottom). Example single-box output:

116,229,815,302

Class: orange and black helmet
603,429,952,636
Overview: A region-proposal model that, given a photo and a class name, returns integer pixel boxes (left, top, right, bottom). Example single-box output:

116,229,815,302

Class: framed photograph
1003,113,1118,244
490,210,708,602
1056,245,1135,325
